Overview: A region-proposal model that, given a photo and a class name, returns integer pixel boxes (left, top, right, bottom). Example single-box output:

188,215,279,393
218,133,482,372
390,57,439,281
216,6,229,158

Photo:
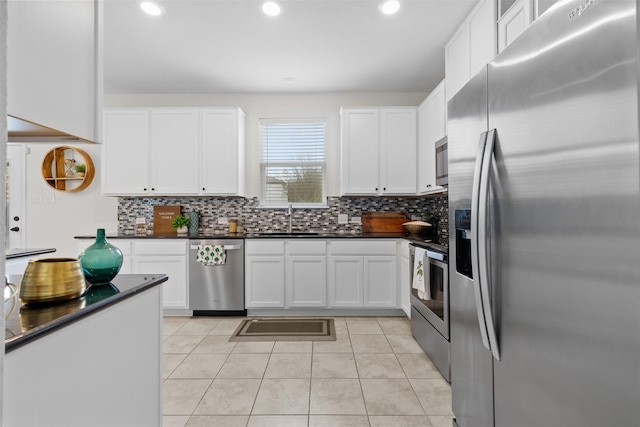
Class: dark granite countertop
75,233,448,253
6,248,57,260
4,273,168,353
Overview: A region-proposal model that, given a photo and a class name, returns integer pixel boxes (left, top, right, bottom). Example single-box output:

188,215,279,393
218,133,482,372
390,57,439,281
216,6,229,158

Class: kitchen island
4,274,167,427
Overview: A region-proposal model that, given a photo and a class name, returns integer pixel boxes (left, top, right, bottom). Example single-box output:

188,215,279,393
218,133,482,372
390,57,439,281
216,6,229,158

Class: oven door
410,246,449,339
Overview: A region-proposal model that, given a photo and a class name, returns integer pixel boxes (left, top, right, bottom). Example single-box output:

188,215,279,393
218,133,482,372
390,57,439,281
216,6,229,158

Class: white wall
105,92,426,197
25,143,118,257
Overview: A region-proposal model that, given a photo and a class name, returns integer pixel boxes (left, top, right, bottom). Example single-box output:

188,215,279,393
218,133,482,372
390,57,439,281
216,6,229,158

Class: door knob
10,227,19,232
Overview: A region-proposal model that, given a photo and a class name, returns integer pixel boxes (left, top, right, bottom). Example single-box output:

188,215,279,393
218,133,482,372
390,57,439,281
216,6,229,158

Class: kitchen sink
257,232,320,237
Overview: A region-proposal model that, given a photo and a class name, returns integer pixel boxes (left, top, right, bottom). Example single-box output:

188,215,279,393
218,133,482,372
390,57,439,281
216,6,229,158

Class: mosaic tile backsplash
118,195,449,245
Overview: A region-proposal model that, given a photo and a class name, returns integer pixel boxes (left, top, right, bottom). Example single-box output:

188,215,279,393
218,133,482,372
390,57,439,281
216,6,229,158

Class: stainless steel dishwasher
188,239,246,316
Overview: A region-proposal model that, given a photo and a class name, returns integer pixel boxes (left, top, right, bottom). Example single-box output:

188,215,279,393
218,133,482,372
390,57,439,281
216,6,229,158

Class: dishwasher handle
190,244,242,250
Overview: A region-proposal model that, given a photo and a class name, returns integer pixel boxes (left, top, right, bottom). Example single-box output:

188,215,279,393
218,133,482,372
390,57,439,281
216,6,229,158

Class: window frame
258,117,327,209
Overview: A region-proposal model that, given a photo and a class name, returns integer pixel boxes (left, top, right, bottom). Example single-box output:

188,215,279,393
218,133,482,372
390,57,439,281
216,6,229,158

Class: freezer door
487,1,640,426
448,66,494,427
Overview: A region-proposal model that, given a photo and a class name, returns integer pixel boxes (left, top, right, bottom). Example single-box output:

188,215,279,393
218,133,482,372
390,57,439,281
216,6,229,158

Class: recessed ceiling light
262,1,282,16
378,0,400,15
139,0,164,17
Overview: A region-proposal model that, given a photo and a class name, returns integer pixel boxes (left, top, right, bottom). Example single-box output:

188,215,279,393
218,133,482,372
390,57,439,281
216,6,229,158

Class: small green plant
423,212,440,224
171,215,191,229
75,164,86,173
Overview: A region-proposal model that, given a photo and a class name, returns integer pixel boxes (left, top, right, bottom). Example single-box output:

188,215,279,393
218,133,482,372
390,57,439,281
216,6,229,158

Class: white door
327,256,363,307
341,109,379,195
286,256,326,307
245,256,285,308
150,110,199,195
133,256,188,309
6,144,26,249
364,256,397,307
200,110,240,195
380,109,417,195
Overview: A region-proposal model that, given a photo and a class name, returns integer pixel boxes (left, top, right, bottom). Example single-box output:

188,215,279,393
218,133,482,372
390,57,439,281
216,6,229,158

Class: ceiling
103,0,479,95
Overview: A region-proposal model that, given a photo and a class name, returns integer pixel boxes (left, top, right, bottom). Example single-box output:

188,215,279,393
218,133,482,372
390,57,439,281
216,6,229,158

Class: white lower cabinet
76,238,188,310
327,256,363,307
245,240,285,308
327,240,398,309
286,256,327,307
364,256,397,307
246,256,285,308
399,240,411,317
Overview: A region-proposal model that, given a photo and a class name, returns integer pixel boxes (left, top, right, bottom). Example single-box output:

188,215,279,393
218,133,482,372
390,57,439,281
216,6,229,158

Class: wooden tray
361,212,407,233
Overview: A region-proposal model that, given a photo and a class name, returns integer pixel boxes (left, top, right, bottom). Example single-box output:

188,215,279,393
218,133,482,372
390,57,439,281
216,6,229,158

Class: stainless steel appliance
189,239,246,316
409,242,449,382
448,1,640,426
434,136,448,186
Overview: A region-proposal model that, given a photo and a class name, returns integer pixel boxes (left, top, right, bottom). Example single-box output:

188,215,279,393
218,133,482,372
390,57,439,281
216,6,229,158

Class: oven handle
474,129,501,361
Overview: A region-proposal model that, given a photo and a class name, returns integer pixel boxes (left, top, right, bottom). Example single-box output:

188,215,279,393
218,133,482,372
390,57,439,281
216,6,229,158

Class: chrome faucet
287,203,293,233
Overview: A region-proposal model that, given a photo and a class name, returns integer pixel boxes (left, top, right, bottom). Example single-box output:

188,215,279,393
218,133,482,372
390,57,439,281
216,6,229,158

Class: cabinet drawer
246,240,285,255
328,240,397,256
133,240,187,256
286,240,327,256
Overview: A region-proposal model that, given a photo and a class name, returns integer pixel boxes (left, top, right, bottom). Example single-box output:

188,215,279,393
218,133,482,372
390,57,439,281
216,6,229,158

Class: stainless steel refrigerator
448,1,640,426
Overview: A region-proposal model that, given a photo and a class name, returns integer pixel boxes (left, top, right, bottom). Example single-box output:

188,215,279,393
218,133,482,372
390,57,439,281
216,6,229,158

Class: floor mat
229,318,336,342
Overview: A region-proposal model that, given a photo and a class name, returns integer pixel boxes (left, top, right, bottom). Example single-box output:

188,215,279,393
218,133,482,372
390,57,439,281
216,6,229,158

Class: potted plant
171,215,191,234
75,163,86,177
423,212,441,241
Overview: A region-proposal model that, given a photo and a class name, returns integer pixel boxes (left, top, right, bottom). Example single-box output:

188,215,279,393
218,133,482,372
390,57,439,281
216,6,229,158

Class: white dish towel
196,245,226,266
412,247,431,300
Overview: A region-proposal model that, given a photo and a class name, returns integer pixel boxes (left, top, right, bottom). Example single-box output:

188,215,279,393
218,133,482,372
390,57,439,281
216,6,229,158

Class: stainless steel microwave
435,136,448,186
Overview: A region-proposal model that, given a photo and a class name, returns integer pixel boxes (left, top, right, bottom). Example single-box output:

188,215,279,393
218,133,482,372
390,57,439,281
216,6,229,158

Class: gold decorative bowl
403,221,432,236
19,258,87,305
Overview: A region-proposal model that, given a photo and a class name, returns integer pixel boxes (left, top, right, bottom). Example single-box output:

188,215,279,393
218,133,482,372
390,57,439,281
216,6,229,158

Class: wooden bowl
19,258,87,305
402,221,432,236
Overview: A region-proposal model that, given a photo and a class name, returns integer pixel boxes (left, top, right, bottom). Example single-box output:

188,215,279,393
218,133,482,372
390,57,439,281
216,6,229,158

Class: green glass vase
78,229,123,285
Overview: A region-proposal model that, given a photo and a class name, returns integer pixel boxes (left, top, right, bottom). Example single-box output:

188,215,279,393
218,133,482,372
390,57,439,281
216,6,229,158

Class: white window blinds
260,119,326,205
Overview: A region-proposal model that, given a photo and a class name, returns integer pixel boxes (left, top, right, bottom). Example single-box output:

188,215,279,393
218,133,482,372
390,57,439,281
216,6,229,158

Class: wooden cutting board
154,205,181,235
361,212,407,233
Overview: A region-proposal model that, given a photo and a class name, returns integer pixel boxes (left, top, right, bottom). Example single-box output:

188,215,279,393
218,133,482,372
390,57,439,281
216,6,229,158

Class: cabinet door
418,82,446,194
380,109,417,195
200,109,244,195
445,24,470,102
133,256,188,309
498,0,532,53
245,256,285,308
102,110,150,195
468,0,497,77
8,0,96,141
150,110,199,195
399,250,411,317
327,256,363,307
286,256,327,307
364,256,397,308
341,109,379,195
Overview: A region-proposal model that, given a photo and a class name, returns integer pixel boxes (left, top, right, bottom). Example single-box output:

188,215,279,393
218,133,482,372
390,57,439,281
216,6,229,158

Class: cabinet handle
143,188,147,191
375,187,378,191
427,184,432,188
13,216,19,221
151,188,155,191
383,187,386,191
10,227,19,232
202,187,205,191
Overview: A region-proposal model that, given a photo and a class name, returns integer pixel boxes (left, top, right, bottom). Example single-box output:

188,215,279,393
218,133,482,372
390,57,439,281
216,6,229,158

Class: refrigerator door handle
478,129,501,361
470,131,491,351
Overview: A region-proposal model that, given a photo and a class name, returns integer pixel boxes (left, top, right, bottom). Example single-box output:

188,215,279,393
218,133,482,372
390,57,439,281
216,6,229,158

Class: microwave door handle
471,131,491,352
478,129,501,361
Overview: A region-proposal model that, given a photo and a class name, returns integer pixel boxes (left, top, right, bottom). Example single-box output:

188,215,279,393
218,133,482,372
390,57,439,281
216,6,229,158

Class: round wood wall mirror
41,146,95,192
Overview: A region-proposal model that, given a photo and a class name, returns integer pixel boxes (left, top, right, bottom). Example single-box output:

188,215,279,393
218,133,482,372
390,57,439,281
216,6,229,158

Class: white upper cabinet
8,0,99,142
200,109,246,196
418,80,447,194
445,0,497,102
498,0,532,53
102,108,245,196
150,110,200,195
341,107,417,196
102,110,150,195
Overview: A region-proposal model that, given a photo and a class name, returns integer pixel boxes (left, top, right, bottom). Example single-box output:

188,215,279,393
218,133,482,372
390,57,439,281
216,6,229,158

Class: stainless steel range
409,242,449,382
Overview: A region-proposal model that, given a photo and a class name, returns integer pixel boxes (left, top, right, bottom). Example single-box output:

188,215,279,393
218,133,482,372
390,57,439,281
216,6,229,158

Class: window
260,118,326,206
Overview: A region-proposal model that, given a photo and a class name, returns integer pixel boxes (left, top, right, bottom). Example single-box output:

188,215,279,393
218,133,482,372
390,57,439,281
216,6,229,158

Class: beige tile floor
162,316,454,427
